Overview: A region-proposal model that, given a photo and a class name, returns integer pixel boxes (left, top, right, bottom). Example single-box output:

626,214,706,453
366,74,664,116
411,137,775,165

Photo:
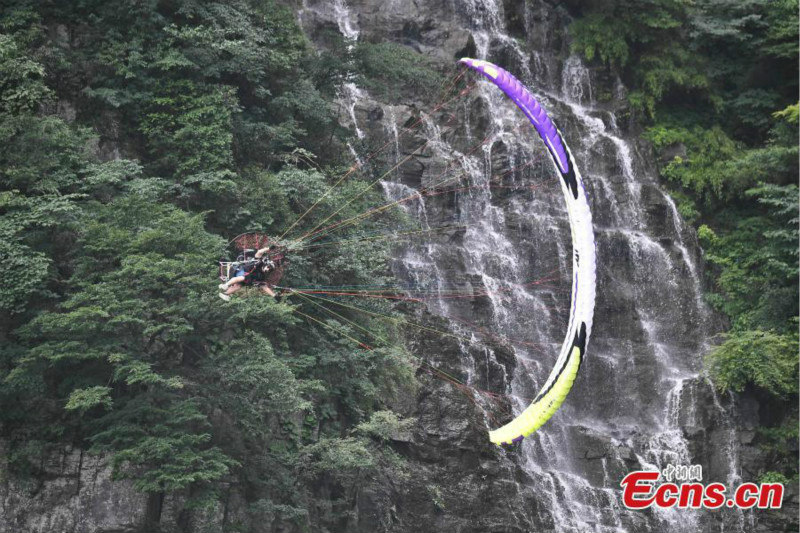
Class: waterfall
300,1,746,531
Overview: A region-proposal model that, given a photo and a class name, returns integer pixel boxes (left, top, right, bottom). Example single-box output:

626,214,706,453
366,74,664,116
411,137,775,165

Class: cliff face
0,2,795,533
0,445,143,533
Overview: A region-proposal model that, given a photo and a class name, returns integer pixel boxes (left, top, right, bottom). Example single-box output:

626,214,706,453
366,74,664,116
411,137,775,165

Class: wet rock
0,445,147,533
616,445,635,462
738,430,756,445
658,142,687,164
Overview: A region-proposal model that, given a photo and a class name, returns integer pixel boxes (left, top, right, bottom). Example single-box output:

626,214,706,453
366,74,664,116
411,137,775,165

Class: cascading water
458,5,746,532
299,0,365,163
299,1,747,531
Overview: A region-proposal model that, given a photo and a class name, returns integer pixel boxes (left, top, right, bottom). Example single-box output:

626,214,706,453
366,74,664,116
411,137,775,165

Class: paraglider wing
458,58,597,445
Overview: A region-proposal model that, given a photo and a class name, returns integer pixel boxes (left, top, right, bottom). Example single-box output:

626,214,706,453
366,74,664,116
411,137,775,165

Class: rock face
0,445,146,533
2,2,794,533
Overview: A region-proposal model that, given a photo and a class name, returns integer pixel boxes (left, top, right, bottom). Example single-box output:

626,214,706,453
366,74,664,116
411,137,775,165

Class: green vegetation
760,471,791,485
569,0,707,116
704,330,798,396
354,41,445,101
569,0,798,480
0,0,422,527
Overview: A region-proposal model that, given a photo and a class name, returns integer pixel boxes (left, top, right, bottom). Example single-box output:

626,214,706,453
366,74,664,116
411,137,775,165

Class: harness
219,246,288,286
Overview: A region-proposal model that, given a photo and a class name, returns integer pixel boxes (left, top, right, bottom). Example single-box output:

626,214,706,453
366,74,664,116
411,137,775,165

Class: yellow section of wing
462,58,499,79
488,346,582,445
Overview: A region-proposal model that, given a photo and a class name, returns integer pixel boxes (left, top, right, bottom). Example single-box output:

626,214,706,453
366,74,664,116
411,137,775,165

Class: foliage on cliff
0,0,417,526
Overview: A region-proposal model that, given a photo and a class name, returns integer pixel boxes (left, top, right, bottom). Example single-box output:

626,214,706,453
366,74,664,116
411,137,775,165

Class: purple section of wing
458,58,569,174
511,435,524,444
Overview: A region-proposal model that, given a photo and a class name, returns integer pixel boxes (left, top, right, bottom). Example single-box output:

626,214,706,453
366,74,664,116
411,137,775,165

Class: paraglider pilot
219,245,279,300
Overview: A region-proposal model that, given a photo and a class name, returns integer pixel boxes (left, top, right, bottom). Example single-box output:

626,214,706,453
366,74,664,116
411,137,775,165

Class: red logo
620,470,783,510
